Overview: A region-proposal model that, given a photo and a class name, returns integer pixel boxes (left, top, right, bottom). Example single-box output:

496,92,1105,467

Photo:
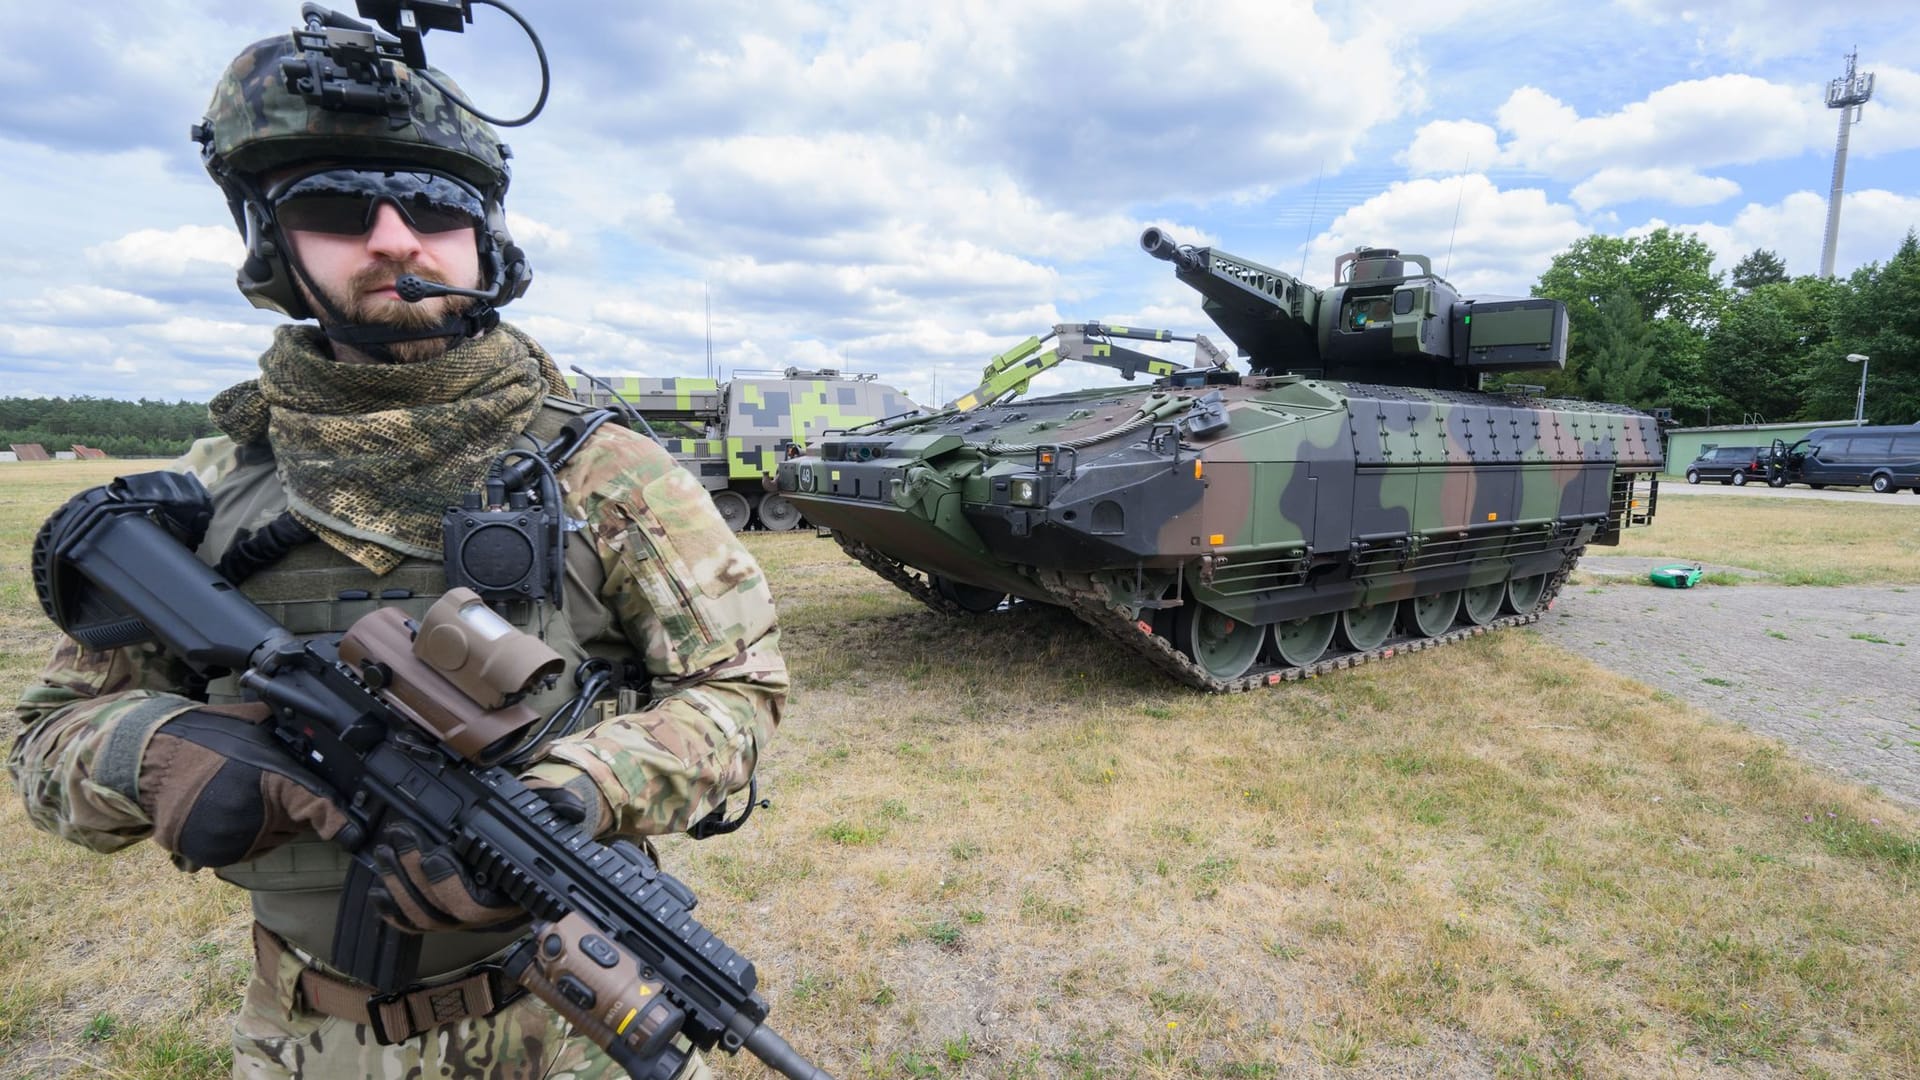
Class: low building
1664,421,1859,474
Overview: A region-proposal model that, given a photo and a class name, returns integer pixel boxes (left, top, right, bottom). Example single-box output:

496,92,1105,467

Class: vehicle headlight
1008,477,1039,506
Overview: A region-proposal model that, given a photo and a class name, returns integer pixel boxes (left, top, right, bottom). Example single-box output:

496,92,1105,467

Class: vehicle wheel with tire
1810,484,1826,490
1504,573,1549,615
1174,602,1264,681
1871,473,1893,494
1338,602,1396,651
1685,469,1700,484
1731,471,1747,487
710,490,751,532
1269,612,1337,667
1461,582,1504,626
1403,590,1461,638
757,493,802,531
1768,475,1787,488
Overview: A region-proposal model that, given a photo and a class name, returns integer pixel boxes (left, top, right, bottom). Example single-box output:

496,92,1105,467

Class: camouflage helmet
193,34,529,320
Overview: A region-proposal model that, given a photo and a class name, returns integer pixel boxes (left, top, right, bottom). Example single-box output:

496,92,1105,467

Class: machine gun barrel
1140,227,1205,271
32,473,832,1080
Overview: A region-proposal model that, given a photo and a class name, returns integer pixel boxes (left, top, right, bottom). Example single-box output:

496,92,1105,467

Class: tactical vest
198,398,640,980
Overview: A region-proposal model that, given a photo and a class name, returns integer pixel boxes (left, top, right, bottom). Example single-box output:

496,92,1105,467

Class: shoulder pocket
607,473,743,671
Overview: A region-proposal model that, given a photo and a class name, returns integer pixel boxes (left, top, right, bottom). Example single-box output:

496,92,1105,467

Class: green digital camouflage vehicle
569,369,918,531
774,231,1663,691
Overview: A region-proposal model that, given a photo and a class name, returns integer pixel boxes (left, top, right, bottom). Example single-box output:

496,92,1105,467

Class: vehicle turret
1142,229,1568,389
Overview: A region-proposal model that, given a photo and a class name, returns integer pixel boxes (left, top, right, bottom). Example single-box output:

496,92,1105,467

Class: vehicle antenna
1298,160,1324,276
704,283,714,380
1443,159,1469,280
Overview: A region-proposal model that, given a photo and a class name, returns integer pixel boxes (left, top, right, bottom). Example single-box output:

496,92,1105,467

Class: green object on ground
1650,563,1704,588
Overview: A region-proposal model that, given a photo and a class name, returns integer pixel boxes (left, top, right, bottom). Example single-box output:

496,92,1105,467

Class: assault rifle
31,471,829,1080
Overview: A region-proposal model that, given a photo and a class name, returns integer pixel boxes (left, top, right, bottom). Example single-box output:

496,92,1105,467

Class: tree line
1525,227,1919,427
0,397,217,458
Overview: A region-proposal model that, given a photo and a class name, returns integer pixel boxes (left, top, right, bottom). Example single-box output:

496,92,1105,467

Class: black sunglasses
270,168,485,236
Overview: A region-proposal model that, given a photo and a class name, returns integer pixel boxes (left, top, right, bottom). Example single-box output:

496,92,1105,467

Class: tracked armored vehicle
569,369,918,531
775,232,1662,691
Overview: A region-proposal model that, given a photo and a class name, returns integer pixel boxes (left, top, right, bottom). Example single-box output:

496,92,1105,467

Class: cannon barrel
1140,227,1203,271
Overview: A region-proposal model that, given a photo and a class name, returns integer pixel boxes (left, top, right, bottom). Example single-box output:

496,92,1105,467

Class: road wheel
711,490,751,532
1174,602,1264,681
1462,582,1504,626
1404,590,1461,638
1871,473,1893,493
1505,573,1549,614
1731,471,1748,487
1270,612,1337,667
757,493,802,531
932,575,1006,614
1685,469,1700,484
1338,602,1397,651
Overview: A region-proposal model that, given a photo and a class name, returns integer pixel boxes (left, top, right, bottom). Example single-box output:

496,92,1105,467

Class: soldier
8,24,786,1080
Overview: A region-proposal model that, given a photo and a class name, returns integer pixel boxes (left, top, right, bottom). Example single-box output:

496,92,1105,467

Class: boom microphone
395,274,502,303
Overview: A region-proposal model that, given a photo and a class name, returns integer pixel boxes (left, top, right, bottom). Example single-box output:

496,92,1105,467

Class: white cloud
1569,167,1740,211
1495,77,1828,179
1848,66,1920,159
505,212,573,258
1305,175,1589,296
1401,120,1502,177
85,225,238,279
2,286,172,326
1640,188,1920,278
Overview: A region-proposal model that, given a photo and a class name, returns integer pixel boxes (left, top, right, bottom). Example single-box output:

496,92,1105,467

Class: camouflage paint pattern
569,372,918,529
203,35,508,188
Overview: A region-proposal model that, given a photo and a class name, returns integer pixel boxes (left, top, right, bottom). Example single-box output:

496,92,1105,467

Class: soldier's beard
306,260,479,364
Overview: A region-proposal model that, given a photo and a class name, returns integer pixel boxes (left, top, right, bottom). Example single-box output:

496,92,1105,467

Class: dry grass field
1608,494,1920,586
2,460,1917,1079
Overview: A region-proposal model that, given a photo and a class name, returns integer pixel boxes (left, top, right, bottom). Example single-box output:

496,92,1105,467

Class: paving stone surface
1536,557,1920,806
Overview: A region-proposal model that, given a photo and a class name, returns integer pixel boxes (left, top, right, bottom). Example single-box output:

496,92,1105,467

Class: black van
1683,445,1767,485
1768,425,1920,493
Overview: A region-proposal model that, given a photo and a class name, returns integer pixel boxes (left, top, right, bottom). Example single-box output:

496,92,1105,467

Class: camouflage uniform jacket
8,390,788,976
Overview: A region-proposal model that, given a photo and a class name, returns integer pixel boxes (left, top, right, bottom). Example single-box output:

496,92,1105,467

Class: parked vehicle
1767,424,1920,493
1683,445,1767,486
569,369,920,530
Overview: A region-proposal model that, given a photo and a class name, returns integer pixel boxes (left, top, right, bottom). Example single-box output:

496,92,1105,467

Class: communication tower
1819,50,1875,278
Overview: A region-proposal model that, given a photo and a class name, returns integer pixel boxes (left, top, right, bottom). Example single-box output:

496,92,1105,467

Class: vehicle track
834,535,1580,693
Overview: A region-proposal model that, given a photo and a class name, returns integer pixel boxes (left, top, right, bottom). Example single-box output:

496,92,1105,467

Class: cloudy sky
3,0,1917,406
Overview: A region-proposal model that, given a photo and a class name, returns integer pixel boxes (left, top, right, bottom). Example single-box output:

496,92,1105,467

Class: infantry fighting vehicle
774,231,1663,691
569,369,918,531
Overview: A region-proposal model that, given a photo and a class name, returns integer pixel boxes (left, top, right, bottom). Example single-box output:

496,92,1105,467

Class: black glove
137,705,351,869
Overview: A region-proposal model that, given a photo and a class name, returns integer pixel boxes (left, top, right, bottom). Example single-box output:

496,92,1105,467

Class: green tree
1579,289,1662,405
1533,228,1726,418
0,396,215,457
1817,230,1920,424
1701,275,1838,423
1730,248,1789,291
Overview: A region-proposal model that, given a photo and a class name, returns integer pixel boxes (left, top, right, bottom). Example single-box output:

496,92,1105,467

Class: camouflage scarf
209,322,571,575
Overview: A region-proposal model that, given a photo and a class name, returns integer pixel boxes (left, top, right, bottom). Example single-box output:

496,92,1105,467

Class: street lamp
1846,353,1870,424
